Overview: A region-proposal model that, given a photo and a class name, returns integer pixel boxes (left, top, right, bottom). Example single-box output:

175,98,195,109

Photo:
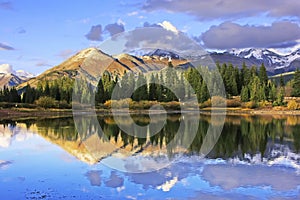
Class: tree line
1,62,300,107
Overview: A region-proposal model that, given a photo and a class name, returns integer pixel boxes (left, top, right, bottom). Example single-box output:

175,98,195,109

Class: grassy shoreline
1,106,300,121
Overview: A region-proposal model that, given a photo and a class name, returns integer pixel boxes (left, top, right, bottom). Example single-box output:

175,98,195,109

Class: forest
1,62,300,109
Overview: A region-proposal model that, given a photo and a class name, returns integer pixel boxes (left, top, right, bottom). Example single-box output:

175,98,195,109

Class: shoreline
1,107,300,120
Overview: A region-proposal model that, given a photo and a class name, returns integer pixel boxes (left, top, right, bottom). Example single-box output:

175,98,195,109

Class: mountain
18,47,189,89
15,47,300,90
0,64,34,88
15,70,34,79
0,73,28,88
145,48,181,59
212,48,300,75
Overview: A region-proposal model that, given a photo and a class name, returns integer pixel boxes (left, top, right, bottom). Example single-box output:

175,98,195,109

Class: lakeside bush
35,96,56,108
287,100,299,110
242,101,258,109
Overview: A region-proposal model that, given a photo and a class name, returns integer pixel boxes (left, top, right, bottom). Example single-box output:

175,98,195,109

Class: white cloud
127,11,139,16
117,18,126,26
143,0,300,20
156,176,178,192
158,21,179,34
201,21,300,49
0,64,15,74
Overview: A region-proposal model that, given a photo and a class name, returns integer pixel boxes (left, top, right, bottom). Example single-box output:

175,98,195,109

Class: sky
0,0,300,75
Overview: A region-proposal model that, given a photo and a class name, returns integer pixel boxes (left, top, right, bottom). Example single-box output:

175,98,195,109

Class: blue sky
0,0,300,74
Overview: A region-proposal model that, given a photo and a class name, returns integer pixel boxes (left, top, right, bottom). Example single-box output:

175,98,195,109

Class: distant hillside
0,73,29,88
18,48,189,89
269,71,295,85
16,47,300,90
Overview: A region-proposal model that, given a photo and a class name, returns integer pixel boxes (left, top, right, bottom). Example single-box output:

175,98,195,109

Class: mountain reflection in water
1,114,299,164
1,114,300,199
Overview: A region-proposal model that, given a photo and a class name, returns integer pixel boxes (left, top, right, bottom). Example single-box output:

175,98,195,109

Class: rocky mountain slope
18,47,189,89
14,47,300,90
0,73,28,88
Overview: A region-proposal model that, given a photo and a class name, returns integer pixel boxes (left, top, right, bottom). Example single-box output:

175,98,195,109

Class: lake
0,113,300,199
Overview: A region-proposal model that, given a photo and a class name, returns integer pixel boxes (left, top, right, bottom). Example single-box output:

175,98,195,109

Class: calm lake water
0,113,300,199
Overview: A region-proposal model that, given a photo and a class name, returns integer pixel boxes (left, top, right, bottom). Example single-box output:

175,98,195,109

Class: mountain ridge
17,47,190,89
11,47,300,90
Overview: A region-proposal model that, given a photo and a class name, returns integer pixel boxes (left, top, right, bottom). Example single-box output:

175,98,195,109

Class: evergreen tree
250,76,261,102
275,87,285,106
164,67,177,101
250,66,258,77
132,73,148,101
259,63,268,85
44,80,50,96
148,74,156,101
23,85,36,104
157,72,164,102
241,86,249,102
176,72,185,101
241,62,251,86
268,82,277,102
291,69,300,97
198,82,209,103
95,78,105,104
102,71,115,101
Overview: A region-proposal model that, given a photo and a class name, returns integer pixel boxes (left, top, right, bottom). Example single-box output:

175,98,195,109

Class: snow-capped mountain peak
225,48,300,72
15,70,34,79
0,64,35,88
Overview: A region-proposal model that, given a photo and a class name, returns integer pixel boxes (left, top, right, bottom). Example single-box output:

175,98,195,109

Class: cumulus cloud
124,26,194,52
85,24,103,41
0,64,15,74
0,1,13,10
158,21,179,34
100,21,208,60
0,42,14,50
201,21,300,49
104,23,125,36
142,0,300,19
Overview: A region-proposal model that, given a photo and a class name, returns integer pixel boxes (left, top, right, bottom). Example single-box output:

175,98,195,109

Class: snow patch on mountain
227,48,300,71
15,70,34,78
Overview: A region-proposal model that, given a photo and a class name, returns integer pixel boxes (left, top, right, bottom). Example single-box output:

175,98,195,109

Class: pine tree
157,72,164,102
95,78,105,104
148,74,156,101
44,80,50,96
241,86,249,102
241,62,251,86
276,87,285,106
132,73,148,101
198,82,209,103
250,76,261,102
268,82,277,102
291,69,300,97
176,72,185,101
259,63,268,85
8,87,21,103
